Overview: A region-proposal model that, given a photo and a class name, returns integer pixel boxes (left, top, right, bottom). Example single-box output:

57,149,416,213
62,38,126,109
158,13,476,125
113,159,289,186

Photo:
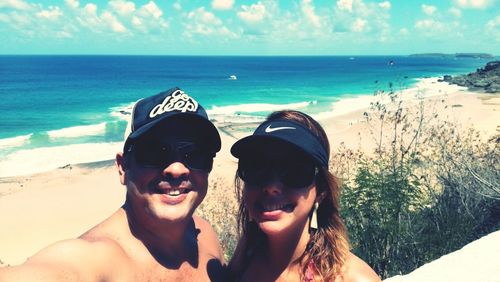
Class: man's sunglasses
237,155,318,189
130,141,215,171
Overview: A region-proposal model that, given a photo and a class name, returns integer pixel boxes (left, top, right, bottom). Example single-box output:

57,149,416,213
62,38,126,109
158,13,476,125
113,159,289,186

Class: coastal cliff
440,61,500,93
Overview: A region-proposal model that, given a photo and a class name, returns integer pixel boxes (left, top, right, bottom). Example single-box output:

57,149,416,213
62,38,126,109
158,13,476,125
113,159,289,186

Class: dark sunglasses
130,141,214,171
237,154,318,189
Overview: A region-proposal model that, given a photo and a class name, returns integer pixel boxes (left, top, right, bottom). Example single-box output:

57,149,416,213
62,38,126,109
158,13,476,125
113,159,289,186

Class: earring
310,202,319,230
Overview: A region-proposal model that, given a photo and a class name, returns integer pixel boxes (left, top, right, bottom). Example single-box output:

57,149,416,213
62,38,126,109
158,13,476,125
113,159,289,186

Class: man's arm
0,238,128,281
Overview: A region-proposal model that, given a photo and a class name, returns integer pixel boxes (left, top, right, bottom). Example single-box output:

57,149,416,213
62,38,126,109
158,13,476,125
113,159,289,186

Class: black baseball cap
123,87,221,152
230,119,329,167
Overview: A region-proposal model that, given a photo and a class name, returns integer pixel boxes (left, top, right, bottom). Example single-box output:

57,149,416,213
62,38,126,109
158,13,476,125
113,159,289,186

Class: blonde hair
234,110,349,281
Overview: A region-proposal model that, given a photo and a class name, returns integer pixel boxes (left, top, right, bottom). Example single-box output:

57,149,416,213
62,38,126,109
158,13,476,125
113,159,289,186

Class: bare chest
125,254,226,282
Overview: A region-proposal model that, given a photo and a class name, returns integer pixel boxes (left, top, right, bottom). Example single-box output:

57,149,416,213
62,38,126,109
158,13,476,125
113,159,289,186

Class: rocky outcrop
440,61,500,93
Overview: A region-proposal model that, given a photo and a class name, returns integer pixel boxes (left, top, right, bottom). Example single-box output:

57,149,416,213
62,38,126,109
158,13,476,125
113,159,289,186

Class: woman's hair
234,110,349,281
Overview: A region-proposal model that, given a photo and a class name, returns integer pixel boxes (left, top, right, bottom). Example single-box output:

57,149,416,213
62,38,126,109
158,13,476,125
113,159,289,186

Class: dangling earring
310,202,319,230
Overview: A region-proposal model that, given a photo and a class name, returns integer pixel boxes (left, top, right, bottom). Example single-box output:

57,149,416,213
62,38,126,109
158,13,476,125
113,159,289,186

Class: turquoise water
0,55,491,176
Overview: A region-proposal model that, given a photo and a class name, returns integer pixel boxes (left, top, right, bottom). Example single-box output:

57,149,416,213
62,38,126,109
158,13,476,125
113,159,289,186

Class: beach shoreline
0,79,498,266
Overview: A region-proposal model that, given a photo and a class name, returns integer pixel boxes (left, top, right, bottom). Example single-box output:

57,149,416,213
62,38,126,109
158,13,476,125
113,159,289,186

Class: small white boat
229,75,237,80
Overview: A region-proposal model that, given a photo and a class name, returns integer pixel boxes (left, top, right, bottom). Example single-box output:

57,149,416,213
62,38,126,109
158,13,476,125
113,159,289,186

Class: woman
229,110,380,281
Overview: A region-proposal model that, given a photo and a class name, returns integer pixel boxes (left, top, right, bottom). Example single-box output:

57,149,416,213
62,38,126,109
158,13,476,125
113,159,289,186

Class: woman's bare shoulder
341,252,381,282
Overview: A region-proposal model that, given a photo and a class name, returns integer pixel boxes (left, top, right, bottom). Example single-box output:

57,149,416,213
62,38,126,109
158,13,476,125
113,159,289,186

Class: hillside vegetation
333,83,499,279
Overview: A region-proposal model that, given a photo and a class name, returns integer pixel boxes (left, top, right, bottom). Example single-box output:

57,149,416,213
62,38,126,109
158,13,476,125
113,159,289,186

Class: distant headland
409,53,495,59
439,61,500,93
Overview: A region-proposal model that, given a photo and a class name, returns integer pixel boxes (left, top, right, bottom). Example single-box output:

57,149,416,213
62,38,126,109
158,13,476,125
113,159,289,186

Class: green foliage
334,83,500,279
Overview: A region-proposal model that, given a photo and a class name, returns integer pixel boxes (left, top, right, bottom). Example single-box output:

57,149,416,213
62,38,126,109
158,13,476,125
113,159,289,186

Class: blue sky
0,0,498,55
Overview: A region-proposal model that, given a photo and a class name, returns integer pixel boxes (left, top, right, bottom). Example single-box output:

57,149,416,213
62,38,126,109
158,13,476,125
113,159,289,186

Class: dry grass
196,176,239,261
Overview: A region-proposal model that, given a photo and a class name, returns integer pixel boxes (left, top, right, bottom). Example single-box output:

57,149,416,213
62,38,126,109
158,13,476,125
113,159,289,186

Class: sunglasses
237,154,318,189
130,141,215,171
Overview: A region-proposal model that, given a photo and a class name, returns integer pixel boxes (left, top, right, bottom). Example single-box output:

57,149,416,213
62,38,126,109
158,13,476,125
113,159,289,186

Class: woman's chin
257,220,291,235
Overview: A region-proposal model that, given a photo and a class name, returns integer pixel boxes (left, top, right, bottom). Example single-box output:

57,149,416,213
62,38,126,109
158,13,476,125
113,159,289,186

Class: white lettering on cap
149,90,199,118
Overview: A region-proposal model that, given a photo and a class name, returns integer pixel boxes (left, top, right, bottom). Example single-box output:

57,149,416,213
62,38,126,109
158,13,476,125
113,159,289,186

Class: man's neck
122,203,199,266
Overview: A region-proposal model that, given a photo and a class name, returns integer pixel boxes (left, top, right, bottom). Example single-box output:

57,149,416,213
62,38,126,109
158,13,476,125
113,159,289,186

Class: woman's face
239,142,318,236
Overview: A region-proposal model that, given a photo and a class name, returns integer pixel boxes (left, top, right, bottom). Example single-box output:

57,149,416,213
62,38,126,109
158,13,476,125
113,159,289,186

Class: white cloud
83,3,97,15
378,1,391,10
101,11,127,33
132,1,168,32
0,0,31,10
238,2,267,24
139,1,162,19
76,3,131,34
184,6,236,38
109,0,135,16
448,7,462,17
486,15,500,41
352,18,367,32
65,0,79,9
187,7,221,26
399,28,408,35
486,15,500,28
36,6,63,21
337,0,353,12
212,0,234,10
414,18,446,35
453,0,495,9
301,0,321,28
173,2,181,11
422,4,437,15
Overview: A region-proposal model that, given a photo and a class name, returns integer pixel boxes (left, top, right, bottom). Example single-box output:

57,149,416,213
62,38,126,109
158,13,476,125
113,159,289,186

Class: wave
0,142,123,177
109,102,135,120
207,101,311,116
0,134,33,148
47,123,107,139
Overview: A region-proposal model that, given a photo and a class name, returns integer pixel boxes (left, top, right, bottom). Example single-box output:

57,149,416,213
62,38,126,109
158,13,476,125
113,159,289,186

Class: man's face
120,122,214,224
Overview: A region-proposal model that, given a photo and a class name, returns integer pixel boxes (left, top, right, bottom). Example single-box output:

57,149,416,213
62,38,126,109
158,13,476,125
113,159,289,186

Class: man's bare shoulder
341,252,381,282
0,237,131,281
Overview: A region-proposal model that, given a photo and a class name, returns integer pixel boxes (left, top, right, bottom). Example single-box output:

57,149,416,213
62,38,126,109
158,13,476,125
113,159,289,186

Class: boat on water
229,75,237,80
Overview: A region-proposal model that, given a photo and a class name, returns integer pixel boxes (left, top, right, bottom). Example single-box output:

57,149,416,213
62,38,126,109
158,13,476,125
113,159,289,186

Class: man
0,87,226,281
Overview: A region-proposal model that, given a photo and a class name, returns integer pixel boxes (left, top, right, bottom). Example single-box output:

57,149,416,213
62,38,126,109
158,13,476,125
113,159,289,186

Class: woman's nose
261,177,284,196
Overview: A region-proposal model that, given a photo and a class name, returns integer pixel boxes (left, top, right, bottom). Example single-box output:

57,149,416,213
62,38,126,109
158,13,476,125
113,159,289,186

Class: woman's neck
265,220,311,270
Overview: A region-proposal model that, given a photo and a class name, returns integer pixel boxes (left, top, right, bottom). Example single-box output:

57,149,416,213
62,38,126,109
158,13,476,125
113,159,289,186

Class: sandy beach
0,79,498,266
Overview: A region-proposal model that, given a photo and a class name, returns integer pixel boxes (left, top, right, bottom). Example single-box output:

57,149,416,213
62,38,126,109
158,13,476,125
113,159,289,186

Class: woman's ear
116,152,127,185
316,191,327,204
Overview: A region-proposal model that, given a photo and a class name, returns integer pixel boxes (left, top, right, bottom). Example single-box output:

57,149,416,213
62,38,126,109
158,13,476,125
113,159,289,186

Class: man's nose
162,161,190,180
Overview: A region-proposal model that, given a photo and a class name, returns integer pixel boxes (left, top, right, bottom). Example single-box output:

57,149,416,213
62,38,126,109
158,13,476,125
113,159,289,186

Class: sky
0,0,498,55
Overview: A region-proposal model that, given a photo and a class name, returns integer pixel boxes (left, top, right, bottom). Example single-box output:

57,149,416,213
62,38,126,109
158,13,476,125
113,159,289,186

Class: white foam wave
110,102,135,120
312,76,465,121
0,142,123,177
0,134,33,148
47,123,107,139
207,101,310,116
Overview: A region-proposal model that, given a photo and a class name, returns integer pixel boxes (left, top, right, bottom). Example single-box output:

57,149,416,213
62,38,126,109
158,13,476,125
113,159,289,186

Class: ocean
0,55,492,177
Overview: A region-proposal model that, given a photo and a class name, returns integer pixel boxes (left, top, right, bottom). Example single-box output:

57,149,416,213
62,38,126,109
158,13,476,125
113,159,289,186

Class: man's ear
116,152,127,185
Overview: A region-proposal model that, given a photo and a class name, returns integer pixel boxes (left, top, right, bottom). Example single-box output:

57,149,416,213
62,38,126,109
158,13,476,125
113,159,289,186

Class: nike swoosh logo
265,125,296,133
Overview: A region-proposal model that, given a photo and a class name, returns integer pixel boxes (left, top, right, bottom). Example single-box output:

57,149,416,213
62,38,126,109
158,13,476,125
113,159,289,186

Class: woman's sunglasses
130,141,215,171
237,154,318,189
